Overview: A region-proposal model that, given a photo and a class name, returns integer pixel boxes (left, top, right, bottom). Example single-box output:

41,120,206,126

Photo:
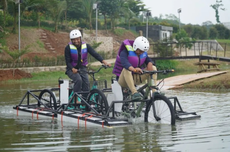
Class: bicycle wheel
144,93,175,125
87,89,108,115
38,89,57,110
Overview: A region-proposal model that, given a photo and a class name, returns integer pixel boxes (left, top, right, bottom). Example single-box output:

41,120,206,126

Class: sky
142,0,230,25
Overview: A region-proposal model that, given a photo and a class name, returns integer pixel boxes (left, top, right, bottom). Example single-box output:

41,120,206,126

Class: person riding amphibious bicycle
64,29,111,100
112,36,157,101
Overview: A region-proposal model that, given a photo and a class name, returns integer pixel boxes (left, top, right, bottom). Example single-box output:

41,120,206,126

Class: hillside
1,28,137,60
0,28,137,81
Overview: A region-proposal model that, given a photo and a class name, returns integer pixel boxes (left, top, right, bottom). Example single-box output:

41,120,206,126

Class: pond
0,81,230,151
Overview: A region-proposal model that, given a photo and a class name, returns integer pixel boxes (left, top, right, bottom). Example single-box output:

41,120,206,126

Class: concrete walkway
161,71,227,90
98,59,228,90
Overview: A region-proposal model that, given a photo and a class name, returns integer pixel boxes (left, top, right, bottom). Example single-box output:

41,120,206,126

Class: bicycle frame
68,65,109,108
120,70,173,118
129,74,156,117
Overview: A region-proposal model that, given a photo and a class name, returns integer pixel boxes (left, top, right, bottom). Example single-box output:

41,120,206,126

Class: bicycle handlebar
87,65,110,75
142,69,174,75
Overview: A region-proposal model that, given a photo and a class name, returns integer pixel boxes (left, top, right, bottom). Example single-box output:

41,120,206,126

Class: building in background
136,25,173,41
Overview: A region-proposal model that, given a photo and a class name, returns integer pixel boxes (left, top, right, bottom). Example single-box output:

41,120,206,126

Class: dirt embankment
3,28,136,59
0,69,32,81
0,28,137,81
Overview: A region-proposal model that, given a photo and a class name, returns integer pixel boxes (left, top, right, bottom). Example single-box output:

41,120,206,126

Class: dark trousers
66,66,90,94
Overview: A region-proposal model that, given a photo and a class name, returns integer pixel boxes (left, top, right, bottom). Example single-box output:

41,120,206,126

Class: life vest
113,39,147,76
69,42,88,67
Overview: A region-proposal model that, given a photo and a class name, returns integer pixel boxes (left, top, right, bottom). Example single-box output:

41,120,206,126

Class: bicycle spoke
38,89,57,110
87,89,108,115
145,94,175,125
155,100,171,120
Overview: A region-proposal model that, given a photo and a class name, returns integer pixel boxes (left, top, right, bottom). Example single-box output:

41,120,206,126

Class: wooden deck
160,71,227,90
194,62,220,73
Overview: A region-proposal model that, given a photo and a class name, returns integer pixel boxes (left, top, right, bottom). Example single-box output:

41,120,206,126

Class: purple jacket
113,39,147,76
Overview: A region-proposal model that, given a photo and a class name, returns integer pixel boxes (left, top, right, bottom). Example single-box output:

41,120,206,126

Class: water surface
0,82,230,151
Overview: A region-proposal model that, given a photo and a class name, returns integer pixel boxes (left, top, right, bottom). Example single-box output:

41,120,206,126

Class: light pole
146,11,151,39
93,3,99,41
178,8,181,31
18,1,20,54
15,0,22,58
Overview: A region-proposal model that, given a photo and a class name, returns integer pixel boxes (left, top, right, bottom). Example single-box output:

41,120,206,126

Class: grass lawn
2,60,230,92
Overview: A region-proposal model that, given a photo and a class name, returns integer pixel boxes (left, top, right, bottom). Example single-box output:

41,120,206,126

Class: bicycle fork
151,95,161,121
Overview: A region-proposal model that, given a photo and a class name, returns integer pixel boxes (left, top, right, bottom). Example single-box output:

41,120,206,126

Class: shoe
75,97,86,109
131,92,143,101
76,97,81,103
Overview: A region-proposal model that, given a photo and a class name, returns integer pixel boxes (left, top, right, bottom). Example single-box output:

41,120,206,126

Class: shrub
155,60,178,70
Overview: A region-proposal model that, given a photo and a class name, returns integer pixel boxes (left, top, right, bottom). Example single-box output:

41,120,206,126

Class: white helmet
133,36,149,52
69,29,82,39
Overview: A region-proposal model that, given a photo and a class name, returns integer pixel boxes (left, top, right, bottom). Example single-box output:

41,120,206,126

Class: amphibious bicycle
13,65,200,127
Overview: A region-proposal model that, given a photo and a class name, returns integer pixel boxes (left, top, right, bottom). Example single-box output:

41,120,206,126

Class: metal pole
18,2,20,53
178,8,181,31
179,12,180,31
96,7,98,41
146,15,148,39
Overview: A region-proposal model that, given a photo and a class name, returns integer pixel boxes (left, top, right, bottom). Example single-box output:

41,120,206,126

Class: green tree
99,0,113,31
209,27,218,39
183,24,194,37
202,21,213,27
7,0,18,33
224,29,230,39
21,0,47,28
121,0,139,29
191,26,203,39
3,46,30,77
66,0,83,21
169,23,179,33
127,0,145,16
46,0,67,32
210,0,225,23
214,24,228,39
80,0,97,30
200,26,208,39
159,21,170,26
111,0,145,30
0,0,7,28
165,14,178,21
99,0,122,31
175,29,194,49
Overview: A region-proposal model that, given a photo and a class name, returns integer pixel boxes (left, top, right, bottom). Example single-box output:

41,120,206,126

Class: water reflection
0,82,230,151
0,82,57,106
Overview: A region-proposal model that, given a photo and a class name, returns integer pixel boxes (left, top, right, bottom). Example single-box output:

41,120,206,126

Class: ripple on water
1,89,230,151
